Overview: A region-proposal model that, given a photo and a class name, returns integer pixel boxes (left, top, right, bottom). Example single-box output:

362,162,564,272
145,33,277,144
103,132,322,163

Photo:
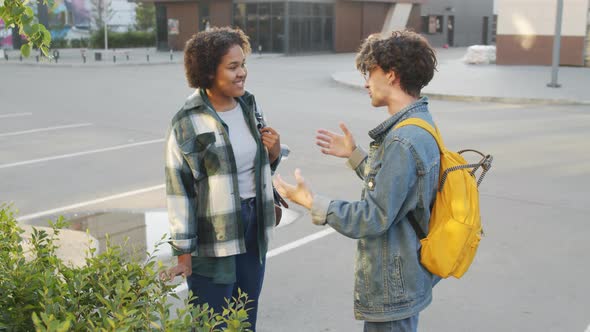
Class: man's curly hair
184,27,251,89
355,30,437,98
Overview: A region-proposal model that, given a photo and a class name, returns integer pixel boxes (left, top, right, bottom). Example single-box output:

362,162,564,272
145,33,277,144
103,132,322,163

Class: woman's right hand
160,254,192,281
316,122,356,159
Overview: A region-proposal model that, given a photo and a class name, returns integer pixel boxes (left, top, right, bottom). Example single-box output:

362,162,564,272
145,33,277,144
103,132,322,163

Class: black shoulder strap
407,213,427,240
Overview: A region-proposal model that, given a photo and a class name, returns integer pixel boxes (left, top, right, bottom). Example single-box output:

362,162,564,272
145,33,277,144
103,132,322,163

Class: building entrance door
447,16,454,47
585,8,590,67
155,4,168,50
482,16,489,45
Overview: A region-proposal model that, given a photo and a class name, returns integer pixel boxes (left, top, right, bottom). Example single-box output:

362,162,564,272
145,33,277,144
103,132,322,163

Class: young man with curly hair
274,30,440,331
161,27,282,330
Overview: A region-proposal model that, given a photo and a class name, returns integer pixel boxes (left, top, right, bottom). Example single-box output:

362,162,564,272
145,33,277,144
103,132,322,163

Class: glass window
301,17,311,51
290,17,301,52
233,4,246,30
323,17,333,51
271,15,284,52
259,3,270,18
271,2,284,17
312,4,321,17
320,4,331,17
246,5,258,48
258,12,271,52
311,17,322,49
247,3,257,16
290,3,304,17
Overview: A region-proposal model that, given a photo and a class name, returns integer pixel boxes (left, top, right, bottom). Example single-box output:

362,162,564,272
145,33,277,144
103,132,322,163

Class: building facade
148,0,429,53
420,0,495,47
496,0,590,66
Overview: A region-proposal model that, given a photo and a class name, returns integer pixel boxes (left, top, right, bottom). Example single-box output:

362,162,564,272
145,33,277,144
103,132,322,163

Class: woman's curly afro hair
184,27,251,89
355,30,437,98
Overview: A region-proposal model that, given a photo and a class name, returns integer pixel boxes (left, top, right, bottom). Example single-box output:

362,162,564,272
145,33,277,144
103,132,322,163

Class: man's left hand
273,169,314,210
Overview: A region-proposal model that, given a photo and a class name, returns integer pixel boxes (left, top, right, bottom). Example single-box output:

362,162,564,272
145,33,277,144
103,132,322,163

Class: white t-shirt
217,103,257,199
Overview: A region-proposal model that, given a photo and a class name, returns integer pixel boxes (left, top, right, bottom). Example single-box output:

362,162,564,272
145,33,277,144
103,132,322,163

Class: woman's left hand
260,126,281,163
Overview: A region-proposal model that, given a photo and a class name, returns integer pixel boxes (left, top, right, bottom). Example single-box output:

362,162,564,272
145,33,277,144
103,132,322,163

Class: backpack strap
407,213,427,240
393,118,446,152
394,118,440,241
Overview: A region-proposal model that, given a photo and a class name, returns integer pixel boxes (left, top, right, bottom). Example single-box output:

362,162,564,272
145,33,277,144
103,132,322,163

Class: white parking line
0,138,164,170
585,323,590,332
0,112,33,119
267,228,336,258
173,227,337,294
0,123,93,138
17,184,165,222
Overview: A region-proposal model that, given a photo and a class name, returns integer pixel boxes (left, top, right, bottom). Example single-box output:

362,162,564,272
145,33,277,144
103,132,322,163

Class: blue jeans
186,197,265,331
363,314,419,332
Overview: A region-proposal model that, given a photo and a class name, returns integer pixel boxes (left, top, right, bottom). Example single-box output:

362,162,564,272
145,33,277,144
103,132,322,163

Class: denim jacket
312,98,440,322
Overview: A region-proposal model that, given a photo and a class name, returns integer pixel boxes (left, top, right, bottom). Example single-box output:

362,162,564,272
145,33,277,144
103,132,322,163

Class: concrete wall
210,0,233,27
166,2,200,50
334,1,363,52
421,0,494,47
496,0,589,66
334,0,421,52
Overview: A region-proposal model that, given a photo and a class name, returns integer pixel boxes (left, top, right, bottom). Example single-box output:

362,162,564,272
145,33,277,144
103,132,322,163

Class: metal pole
547,0,564,88
104,0,108,50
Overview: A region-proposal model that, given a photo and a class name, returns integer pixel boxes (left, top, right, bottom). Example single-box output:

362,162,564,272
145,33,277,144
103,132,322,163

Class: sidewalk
1,47,184,66
0,47,283,67
332,47,590,105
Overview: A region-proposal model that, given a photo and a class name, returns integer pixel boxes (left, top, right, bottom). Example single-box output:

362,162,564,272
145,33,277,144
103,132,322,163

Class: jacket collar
181,89,255,113
368,97,429,141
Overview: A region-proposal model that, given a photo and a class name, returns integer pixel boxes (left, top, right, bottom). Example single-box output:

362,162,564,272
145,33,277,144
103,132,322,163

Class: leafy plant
135,2,155,32
0,205,252,332
90,29,155,49
0,0,52,56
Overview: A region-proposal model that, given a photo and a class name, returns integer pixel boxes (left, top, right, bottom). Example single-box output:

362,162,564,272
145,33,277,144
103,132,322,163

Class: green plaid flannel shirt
165,89,278,259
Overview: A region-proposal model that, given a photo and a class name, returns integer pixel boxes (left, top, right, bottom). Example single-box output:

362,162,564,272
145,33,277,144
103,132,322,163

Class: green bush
0,205,252,332
70,38,90,48
48,38,90,49
90,30,156,49
50,38,68,48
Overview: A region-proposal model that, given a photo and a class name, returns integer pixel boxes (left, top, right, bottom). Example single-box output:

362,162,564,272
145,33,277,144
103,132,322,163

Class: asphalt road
1,54,589,332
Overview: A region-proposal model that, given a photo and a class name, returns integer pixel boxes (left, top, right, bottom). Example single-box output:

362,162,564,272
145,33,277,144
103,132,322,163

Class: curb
331,73,590,106
1,61,183,68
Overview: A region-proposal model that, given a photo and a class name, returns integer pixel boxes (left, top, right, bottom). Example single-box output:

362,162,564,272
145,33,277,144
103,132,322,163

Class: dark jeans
186,197,265,331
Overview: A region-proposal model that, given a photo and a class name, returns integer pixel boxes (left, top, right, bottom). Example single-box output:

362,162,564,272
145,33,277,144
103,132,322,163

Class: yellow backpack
394,118,493,278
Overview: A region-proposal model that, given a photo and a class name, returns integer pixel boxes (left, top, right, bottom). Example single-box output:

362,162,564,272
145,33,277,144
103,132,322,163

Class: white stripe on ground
267,228,336,258
17,184,165,222
17,181,328,295
0,123,93,137
173,227,337,294
585,323,590,332
0,138,164,169
0,112,33,119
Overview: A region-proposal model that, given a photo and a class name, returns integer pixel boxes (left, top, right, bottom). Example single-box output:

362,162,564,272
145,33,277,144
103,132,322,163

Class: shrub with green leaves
90,30,155,49
0,0,52,56
0,205,252,332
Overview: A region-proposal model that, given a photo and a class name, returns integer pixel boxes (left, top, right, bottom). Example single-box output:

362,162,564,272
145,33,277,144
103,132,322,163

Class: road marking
0,123,93,138
585,323,590,332
267,228,336,258
17,184,165,222
173,227,337,294
0,138,164,169
0,112,33,119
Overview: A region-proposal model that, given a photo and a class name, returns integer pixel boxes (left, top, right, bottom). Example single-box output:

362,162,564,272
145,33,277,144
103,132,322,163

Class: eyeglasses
361,71,369,82
361,69,373,82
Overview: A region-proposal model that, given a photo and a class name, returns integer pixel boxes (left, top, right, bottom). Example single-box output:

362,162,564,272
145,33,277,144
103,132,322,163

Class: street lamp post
104,0,108,50
547,0,564,88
